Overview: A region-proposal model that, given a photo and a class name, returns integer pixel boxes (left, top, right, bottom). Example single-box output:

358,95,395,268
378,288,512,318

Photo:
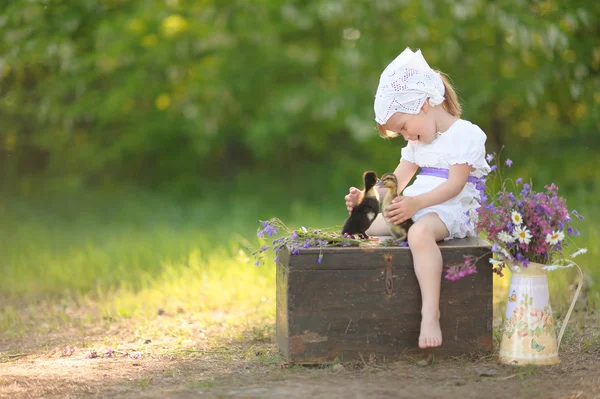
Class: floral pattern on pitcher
503,294,554,339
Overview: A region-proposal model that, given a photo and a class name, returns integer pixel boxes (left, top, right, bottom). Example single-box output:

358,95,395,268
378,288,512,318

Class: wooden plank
284,239,490,271
276,240,493,363
283,254,492,363
276,249,290,359
285,236,489,256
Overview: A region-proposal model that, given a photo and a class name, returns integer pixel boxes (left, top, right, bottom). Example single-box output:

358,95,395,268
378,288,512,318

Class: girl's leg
407,213,449,349
365,213,390,236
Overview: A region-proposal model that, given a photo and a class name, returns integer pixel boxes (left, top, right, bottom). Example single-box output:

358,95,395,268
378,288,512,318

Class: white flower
545,230,565,245
513,225,532,244
489,258,504,265
541,265,559,271
511,211,523,225
497,231,516,243
570,248,588,258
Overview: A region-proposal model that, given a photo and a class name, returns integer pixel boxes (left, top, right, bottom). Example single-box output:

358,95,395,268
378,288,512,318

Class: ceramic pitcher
498,262,583,366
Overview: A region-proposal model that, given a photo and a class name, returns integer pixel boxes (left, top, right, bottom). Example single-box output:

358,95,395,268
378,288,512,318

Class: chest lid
278,237,490,271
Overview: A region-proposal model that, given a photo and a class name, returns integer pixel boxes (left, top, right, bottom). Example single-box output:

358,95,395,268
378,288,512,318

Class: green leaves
1,1,598,190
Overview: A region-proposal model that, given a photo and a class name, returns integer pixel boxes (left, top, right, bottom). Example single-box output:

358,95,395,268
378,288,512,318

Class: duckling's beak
375,179,384,187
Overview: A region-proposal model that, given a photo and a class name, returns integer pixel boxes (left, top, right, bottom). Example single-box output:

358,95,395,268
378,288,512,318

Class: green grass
0,184,597,335
0,188,347,335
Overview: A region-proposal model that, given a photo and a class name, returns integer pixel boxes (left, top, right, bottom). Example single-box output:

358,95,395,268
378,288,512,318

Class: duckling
376,173,414,241
342,171,380,239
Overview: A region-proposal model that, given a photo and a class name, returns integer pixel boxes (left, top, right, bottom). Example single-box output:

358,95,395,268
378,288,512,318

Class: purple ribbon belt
418,167,486,200
418,167,480,184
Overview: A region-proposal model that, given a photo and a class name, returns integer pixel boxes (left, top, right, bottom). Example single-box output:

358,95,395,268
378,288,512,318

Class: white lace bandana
374,48,445,125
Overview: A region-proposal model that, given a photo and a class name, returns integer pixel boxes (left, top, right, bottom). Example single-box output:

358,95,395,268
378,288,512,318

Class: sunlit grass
0,187,597,340
96,246,275,319
0,189,341,337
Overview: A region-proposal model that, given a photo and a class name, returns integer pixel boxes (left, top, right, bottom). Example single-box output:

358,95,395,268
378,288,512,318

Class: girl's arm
413,163,471,209
394,159,419,194
386,163,472,224
376,159,419,199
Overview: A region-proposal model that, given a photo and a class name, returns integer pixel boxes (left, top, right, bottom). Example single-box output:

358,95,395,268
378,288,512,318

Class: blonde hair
376,70,462,138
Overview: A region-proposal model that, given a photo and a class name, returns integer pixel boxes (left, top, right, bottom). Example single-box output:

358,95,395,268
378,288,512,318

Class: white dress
400,119,491,240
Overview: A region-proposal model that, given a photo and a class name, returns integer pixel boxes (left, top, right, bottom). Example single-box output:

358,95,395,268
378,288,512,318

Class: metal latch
384,253,393,295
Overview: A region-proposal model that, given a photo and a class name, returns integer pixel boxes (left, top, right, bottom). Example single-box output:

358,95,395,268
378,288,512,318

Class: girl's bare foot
419,313,442,348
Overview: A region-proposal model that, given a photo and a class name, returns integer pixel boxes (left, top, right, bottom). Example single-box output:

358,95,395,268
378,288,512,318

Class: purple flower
254,261,260,266
444,264,477,281
567,226,573,235
491,243,499,253
555,243,562,251
490,165,498,172
516,178,523,184
505,159,513,167
486,154,493,162
317,253,323,264
292,248,300,255
291,232,298,239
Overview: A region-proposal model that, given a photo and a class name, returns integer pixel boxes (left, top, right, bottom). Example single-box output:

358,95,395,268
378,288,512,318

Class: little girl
345,48,490,349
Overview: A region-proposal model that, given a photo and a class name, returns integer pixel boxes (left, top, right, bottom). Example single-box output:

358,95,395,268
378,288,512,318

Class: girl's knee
408,213,449,245
407,222,436,247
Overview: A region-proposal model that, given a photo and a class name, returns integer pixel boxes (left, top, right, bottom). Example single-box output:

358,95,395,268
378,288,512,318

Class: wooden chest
276,237,492,364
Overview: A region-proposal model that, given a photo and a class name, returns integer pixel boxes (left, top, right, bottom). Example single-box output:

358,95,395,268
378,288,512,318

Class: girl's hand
385,196,420,224
344,187,361,213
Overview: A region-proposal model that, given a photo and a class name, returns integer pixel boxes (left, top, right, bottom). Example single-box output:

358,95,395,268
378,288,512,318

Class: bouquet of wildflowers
251,218,363,267
251,218,407,267
445,155,587,280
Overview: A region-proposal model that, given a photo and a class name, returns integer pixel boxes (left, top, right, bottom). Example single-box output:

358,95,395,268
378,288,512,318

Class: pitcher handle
556,263,584,350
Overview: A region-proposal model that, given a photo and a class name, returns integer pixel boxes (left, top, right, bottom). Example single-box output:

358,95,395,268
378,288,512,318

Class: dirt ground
1,312,599,399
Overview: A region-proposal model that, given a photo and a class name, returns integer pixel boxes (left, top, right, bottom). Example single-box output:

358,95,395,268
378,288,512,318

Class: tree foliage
1,0,598,191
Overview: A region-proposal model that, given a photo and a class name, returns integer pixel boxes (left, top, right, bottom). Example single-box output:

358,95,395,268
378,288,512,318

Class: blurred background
0,0,598,329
